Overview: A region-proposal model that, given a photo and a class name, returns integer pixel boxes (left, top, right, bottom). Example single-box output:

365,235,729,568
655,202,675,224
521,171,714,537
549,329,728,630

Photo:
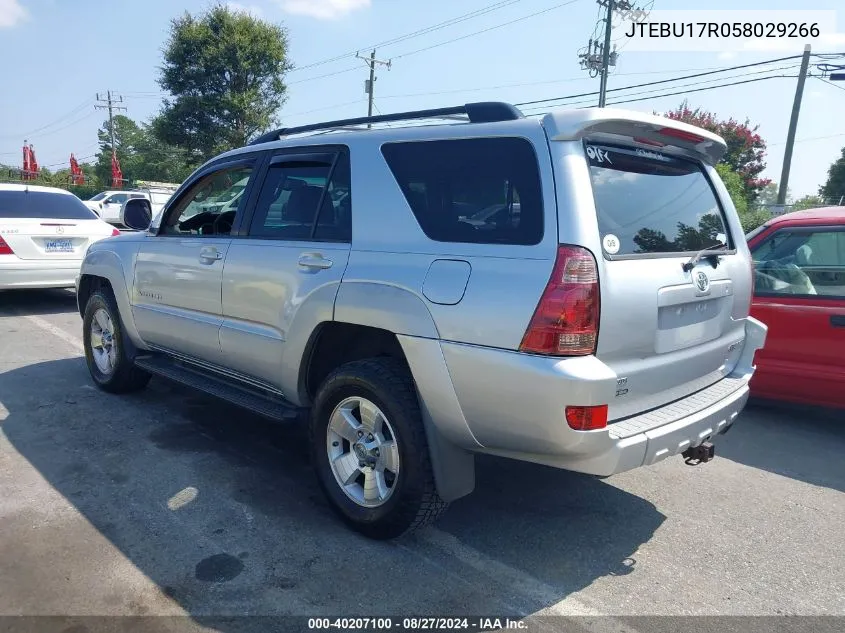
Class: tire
82,289,151,394
310,358,448,539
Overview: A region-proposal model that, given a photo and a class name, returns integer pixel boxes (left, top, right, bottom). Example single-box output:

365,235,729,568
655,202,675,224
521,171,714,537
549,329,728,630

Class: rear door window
381,137,544,245
248,151,352,242
0,190,99,220
586,144,730,257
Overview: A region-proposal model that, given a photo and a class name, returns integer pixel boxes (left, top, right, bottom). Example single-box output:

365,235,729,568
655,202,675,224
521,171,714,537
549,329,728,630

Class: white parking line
18,312,632,625
23,314,84,355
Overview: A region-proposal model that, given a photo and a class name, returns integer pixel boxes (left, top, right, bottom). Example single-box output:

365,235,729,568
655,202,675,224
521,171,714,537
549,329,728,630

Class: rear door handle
831,315,845,328
298,253,333,270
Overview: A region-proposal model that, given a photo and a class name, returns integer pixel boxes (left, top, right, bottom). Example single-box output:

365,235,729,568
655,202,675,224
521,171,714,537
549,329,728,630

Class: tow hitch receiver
683,441,715,466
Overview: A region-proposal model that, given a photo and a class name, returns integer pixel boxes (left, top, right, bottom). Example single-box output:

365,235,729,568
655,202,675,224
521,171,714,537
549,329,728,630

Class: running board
134,354,303,423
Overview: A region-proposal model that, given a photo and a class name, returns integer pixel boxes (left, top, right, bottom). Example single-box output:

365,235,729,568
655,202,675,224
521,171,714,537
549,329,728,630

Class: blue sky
1,0,843,199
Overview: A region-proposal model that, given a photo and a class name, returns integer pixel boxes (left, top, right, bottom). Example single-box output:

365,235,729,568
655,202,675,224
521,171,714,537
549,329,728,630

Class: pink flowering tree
660,101,771,204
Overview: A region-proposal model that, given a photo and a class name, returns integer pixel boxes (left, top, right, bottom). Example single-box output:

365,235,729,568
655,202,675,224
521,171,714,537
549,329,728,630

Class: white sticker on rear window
603,234,620,254
586,146,613,165
635,148,671,162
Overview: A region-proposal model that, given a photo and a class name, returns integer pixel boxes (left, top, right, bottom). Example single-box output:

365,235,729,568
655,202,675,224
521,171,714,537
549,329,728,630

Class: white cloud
227,2,263,17
717,51,737,61
0,0,28,28
279,0,370,20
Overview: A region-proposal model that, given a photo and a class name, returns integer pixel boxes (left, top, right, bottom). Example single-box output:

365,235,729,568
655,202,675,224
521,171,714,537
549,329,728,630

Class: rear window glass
586,144,729,257
381,137,544,245
0,190,99,220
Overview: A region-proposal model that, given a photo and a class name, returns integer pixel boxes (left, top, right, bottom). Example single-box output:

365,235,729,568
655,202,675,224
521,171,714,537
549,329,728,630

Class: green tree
152,3,292,161
756,181,790,206
819,147,845,203
94,115,193,186
793,194,824,211
94,115,145,186
662,101,771,204
715,163,769,233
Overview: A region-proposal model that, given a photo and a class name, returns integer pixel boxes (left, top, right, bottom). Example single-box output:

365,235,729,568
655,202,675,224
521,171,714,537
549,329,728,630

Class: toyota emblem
695,271,710,293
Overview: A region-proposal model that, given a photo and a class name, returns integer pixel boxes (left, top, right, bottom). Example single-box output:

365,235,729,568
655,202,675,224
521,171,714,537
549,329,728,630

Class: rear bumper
437,316,768,476
0,260,82,290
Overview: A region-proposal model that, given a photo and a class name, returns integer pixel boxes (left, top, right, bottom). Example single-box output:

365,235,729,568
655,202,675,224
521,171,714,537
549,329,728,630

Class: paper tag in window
603,234,620,254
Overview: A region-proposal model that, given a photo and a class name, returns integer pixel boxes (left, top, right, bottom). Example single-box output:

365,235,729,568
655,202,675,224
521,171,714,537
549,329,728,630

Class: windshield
587,144,730,257
0,190,99,220
88,192,107,201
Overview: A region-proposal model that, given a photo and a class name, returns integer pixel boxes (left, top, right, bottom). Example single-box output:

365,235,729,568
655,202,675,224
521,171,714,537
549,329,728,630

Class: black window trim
152,153,267,239
751,223,845,301
379,135,546,247
240,144,351,244
583,140,739,262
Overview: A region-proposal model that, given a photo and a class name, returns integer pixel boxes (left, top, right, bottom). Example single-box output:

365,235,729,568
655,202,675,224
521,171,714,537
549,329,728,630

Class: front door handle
199,247,223,263
298,253,333,270
831,315,845,328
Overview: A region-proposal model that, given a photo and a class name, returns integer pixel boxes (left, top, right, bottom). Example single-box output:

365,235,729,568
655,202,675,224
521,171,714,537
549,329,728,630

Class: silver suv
76,101,767,539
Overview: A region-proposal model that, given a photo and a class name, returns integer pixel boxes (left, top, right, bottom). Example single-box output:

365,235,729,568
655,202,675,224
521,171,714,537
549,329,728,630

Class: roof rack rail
249,101,524,146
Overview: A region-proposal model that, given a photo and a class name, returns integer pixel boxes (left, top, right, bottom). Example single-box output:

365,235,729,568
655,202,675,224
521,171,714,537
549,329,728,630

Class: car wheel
82,290,151,394
310,358,448,540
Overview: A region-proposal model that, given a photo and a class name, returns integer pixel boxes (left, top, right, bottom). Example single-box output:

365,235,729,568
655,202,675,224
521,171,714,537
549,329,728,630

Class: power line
0,98,95,139
520,64,800,111
769,132,845,146
515,54,806,107
290,0,528,73
602,75,794,108
289,0,585,86
391,0,583,61
817,76,845,91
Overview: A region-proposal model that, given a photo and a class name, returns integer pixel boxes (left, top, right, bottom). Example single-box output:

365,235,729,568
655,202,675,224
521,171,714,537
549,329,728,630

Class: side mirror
120,198,153,231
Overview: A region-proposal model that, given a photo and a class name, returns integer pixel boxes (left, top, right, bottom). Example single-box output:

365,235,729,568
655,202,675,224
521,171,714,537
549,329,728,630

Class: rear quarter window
0,190,99,220
380,137,544,246
586,144,729,257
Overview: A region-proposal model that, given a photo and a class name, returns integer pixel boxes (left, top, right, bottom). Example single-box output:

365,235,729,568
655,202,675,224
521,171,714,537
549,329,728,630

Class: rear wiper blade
682,241,727,272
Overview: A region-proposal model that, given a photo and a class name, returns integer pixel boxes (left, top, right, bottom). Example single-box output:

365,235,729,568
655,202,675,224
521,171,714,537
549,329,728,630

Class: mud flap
419,402,476,502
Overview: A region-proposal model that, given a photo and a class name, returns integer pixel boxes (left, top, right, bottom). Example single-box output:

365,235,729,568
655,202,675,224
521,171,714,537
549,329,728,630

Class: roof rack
249,101,524,146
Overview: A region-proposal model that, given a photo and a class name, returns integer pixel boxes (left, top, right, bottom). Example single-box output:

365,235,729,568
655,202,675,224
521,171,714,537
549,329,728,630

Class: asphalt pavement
0,289,843,632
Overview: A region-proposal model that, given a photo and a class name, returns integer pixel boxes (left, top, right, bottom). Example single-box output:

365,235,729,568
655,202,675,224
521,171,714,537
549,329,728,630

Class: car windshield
0,190,99,220
88,192,107,202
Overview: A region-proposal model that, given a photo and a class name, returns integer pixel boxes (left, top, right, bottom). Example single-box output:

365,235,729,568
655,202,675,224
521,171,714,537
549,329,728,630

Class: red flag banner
70,153,85,185
28,145,39,180
111,151,123,189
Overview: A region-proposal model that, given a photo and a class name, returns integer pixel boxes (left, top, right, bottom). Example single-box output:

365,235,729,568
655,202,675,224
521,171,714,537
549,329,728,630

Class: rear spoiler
541,107,727,166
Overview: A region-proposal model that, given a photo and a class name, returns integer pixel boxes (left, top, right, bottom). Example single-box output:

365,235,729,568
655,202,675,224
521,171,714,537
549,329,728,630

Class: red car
747,206,845,409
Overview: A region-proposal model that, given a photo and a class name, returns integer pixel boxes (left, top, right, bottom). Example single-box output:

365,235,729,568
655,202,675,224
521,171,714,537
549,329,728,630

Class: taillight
633,136,666,147
111,228,121,237
657,126,706,144
0,236,13,255
566,405,608,431
519,245,600,356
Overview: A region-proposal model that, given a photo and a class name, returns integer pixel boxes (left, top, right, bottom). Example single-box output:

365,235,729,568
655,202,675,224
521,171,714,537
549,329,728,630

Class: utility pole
580,1,644,107
777,44,812,206
356,49,392,127
94,90,127,152
597,0,616,107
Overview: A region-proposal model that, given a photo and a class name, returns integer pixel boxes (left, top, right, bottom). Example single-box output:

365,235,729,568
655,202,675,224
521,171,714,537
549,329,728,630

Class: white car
84,190,149,224
0,184,120,290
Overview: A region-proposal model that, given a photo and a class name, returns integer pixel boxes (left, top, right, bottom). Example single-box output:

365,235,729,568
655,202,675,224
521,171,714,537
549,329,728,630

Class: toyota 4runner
76,101,767,539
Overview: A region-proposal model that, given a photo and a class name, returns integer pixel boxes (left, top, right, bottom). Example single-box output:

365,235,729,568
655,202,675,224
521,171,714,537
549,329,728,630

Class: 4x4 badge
694,271,710,293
